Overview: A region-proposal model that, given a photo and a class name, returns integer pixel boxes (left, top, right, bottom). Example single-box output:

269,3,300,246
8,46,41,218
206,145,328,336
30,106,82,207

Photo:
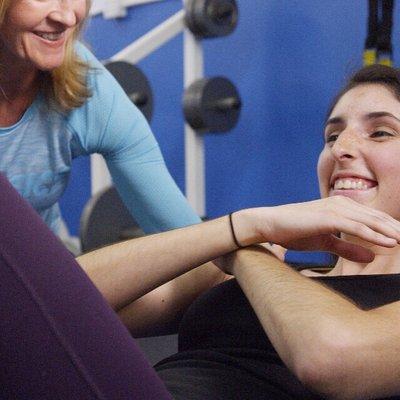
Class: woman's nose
331,130,361,161
48,1,78,27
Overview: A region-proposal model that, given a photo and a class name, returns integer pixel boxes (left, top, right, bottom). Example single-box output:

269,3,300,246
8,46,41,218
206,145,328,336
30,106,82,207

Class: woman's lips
332,177,377,191
32,31,66,47
328,177,378,198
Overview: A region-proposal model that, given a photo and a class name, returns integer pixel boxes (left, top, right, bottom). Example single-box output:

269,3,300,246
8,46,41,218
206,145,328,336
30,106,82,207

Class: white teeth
36,32,62,41
344,180,352,189
333,179,372,191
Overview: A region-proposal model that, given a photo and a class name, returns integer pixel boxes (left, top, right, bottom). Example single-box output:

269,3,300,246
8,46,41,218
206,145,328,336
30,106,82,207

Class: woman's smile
318,83,400,220
0,0,87,71
329,174,378,198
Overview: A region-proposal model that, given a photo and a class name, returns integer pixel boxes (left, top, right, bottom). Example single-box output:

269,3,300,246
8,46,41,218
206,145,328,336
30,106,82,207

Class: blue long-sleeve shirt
0,44,200,234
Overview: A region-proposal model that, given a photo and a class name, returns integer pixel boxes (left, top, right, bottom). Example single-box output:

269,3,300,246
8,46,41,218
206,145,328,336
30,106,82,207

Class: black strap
377,0,394,64
365,0,378,49
364,0,395,66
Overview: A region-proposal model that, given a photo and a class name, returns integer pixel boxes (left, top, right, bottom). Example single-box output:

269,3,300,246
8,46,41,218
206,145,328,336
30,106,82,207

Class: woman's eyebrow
365,111,400,123
325,112,400,127
325,116,343,127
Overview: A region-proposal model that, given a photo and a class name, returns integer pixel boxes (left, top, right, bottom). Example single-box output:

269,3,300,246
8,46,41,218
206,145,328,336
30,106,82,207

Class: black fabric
156,274,400,400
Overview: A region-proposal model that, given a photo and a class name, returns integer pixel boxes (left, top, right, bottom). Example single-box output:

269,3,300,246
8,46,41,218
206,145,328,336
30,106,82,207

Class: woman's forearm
230,247,365,397
75,195,400,318
76,210,260,310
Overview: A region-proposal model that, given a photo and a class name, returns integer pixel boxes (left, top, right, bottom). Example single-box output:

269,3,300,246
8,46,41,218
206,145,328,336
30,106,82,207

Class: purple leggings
0,174,172,400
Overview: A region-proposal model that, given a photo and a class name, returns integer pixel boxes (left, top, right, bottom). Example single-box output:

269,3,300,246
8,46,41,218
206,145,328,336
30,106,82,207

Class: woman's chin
34,58,64,71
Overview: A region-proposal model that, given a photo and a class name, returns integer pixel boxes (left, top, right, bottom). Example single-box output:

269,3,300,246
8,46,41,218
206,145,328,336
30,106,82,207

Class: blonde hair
0,0,92,112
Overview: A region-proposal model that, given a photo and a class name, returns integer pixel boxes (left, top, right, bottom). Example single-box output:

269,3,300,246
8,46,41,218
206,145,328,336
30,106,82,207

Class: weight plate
185,0,238,38
183,76,241,132
105,61,153,123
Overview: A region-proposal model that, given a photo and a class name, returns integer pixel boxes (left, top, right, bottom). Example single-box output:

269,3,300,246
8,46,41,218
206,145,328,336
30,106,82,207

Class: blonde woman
0,0,200,236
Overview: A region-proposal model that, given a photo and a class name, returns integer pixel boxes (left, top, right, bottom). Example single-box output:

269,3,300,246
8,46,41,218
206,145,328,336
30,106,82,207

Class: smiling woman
3,57,400,399
318,67,400,224
0,0,204,253
152,66,400,400
0,0,91,110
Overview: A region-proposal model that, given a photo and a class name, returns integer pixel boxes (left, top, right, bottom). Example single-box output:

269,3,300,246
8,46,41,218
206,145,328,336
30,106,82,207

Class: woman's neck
0,40,41,126
329,235,400,276
0,68,40,127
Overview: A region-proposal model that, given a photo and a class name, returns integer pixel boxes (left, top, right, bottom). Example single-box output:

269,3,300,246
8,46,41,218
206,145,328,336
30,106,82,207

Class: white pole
183,0,205,216
90,154,112,195
110,10,186,64
103,0,127,19
90,0,167,18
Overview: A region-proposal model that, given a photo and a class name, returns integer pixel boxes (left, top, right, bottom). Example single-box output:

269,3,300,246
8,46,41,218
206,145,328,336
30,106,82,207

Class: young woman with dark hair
2,60,400,399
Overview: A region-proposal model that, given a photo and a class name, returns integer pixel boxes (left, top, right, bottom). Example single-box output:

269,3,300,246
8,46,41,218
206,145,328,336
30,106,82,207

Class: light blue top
0,44,200,234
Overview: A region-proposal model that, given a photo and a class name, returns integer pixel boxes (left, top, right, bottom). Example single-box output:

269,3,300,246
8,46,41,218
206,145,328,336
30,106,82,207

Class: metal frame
90,0,166,19
90,0,206,216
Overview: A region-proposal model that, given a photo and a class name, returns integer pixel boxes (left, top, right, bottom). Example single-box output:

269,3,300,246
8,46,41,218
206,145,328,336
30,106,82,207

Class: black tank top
156,274,400,400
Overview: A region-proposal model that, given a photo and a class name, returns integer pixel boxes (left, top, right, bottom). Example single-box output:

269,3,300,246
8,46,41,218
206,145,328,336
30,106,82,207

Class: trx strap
363,0,395,66
364,0,378,65
377,0,394,65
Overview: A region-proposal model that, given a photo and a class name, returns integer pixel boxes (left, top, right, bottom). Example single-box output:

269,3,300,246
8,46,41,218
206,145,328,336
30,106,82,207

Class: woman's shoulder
73,42,118,96
66,42,150,154
73,41,137,106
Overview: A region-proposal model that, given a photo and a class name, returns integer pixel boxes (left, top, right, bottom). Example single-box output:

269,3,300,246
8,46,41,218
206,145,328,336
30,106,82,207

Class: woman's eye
326,134,338,143
370,130,394,138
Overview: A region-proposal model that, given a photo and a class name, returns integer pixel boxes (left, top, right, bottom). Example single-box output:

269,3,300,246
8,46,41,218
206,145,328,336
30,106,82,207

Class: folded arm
76,213,249,335
227,247,400,400
77,195,400,340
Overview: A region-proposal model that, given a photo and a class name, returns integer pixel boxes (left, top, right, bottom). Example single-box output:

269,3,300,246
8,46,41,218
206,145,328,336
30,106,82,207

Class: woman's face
0,0,87,72
318,83,400,220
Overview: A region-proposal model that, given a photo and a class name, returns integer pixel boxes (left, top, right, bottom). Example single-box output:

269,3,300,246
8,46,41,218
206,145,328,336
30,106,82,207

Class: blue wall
60,0,399,263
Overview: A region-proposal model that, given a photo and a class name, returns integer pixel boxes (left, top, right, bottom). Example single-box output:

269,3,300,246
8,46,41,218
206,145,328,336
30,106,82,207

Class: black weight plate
185,0,238,38
183,76,241,132
105,61,153,122
183,78,209,130
80,186,144,253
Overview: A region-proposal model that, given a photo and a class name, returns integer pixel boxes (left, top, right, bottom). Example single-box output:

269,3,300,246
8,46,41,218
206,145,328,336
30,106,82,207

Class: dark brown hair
327,64,400,119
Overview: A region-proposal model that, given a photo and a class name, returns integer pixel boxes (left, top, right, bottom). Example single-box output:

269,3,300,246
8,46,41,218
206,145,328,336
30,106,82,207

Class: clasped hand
219,196,400,274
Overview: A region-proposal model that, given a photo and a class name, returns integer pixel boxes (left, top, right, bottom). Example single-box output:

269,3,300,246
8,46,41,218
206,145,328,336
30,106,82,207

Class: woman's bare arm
226,246,400,400
76,196,400,340
76,215,241,311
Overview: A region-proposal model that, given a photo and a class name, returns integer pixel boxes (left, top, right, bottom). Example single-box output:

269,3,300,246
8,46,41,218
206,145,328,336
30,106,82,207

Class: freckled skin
318,84,400,221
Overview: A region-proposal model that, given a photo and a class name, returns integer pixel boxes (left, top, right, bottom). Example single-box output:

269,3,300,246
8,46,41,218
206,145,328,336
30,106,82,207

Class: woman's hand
234,196,400,263
258,242,287,261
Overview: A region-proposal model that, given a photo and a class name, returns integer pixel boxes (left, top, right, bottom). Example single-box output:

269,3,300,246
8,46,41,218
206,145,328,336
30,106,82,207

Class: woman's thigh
0,174,172,400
